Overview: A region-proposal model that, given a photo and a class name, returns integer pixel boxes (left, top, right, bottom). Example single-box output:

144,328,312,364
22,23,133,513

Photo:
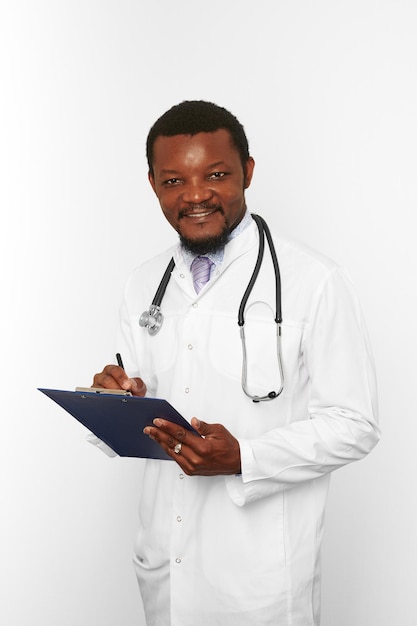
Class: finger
92,365,126,389
173,426,187,442
152,418,189,443
143,425,185,461
106,365,133,390
165,433,177,448
191,418,214,437
144,420,196,458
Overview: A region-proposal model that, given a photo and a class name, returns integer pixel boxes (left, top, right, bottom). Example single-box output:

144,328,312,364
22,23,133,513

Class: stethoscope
139,214,284,403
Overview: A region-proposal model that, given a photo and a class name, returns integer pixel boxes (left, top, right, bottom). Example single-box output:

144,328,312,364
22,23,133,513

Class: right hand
92,365,147,397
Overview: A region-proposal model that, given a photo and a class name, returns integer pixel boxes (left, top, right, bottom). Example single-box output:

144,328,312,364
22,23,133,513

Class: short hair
146,100,250,176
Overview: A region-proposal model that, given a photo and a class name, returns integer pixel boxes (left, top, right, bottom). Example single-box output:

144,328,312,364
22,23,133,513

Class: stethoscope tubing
139,213,284,401
151,257,175,307
238,214,282,327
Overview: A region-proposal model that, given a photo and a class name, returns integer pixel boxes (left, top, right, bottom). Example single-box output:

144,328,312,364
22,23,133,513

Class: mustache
178,204,223,219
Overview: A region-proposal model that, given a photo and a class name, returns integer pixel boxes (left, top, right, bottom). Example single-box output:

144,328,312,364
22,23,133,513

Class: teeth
187,211,213,218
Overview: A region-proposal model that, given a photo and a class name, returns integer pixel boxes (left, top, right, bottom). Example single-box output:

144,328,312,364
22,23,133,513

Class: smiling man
148,128,254,255
92,100,380,626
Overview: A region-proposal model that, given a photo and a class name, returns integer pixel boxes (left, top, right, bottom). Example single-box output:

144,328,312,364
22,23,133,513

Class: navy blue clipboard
38,388,198,460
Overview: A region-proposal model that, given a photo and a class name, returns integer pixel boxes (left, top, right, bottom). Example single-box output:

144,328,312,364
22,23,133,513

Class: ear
148,171,157,195
244,157,255,189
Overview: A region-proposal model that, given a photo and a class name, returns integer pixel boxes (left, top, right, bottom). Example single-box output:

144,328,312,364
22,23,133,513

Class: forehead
151,129,240,171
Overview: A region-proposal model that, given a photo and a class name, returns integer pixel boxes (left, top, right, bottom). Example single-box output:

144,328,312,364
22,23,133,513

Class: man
93,100,380,626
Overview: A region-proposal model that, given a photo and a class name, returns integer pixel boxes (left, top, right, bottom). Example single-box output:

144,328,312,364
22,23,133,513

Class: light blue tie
191,256,213,294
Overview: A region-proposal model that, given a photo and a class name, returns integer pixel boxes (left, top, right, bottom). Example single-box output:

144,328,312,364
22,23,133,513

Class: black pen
116,353,125,370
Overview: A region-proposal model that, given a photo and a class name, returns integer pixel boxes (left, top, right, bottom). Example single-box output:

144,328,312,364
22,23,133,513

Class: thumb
130,377,147,397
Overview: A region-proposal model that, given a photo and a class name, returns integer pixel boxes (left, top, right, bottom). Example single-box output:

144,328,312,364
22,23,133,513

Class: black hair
146,100,250,176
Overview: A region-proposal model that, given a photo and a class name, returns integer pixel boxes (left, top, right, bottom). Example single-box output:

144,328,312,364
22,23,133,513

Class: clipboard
38,388,198,460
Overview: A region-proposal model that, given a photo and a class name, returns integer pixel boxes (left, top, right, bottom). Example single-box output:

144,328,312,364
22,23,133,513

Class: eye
208,171,227,180
163,177,181,186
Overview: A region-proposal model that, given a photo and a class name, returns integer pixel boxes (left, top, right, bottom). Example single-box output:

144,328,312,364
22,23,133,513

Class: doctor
93,100,380,626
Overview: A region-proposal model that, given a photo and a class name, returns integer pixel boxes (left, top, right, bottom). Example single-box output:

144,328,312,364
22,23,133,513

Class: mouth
178,205,223,220
186,211,215,218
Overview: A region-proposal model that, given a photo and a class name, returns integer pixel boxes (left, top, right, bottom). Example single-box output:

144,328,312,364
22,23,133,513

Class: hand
92,364,147,397
144,418,241,476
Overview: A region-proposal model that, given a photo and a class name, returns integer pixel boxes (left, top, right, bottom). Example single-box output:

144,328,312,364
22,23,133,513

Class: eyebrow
206,161,228,169
159,169,181,175
159,161,228,175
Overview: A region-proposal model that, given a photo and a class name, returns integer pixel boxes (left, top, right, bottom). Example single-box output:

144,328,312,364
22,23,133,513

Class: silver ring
174,443,182,455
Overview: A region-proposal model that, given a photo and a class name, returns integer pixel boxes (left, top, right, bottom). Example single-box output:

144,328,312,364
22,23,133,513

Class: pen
116,353,125,370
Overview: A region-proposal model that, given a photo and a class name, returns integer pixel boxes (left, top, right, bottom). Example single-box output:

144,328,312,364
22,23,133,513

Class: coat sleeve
225,266,380,506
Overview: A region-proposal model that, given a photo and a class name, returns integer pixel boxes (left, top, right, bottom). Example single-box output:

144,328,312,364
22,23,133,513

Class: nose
181,178,213,204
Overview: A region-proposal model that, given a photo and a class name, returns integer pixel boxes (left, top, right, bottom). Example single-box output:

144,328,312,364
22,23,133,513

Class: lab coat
107,218,380,625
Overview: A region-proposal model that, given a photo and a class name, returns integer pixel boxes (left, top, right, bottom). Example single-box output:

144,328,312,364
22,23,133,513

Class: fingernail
153,418,162,427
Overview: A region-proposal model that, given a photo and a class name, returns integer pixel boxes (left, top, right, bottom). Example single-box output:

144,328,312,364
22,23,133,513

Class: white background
1,1,416,624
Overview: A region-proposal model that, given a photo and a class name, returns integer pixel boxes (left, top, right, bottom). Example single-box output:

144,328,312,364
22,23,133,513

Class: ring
174,443,182,455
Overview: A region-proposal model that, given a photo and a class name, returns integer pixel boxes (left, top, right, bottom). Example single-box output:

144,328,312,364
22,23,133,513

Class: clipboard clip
75,387,132,397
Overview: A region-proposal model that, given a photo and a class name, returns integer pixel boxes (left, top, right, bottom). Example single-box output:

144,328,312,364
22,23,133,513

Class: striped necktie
191,256,213,294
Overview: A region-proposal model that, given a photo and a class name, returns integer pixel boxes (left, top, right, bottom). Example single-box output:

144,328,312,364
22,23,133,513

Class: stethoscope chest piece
138,258,175,336
139,305,163,336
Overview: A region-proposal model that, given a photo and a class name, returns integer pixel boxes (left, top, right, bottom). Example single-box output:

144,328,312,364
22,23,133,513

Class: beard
178,205,231,255
179,227,230,255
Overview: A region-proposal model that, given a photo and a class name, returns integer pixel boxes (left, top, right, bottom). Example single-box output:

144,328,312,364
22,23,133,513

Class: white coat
103,217,380,625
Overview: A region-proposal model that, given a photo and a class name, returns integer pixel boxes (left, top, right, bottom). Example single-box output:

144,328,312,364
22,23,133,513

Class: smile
186,211,215,218
179,206,222,220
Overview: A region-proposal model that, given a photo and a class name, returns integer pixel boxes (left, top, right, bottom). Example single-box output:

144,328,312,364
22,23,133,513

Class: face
148,129,255,254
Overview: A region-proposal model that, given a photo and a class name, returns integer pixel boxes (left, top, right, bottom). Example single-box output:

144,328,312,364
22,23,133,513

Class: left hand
143,418,241,476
